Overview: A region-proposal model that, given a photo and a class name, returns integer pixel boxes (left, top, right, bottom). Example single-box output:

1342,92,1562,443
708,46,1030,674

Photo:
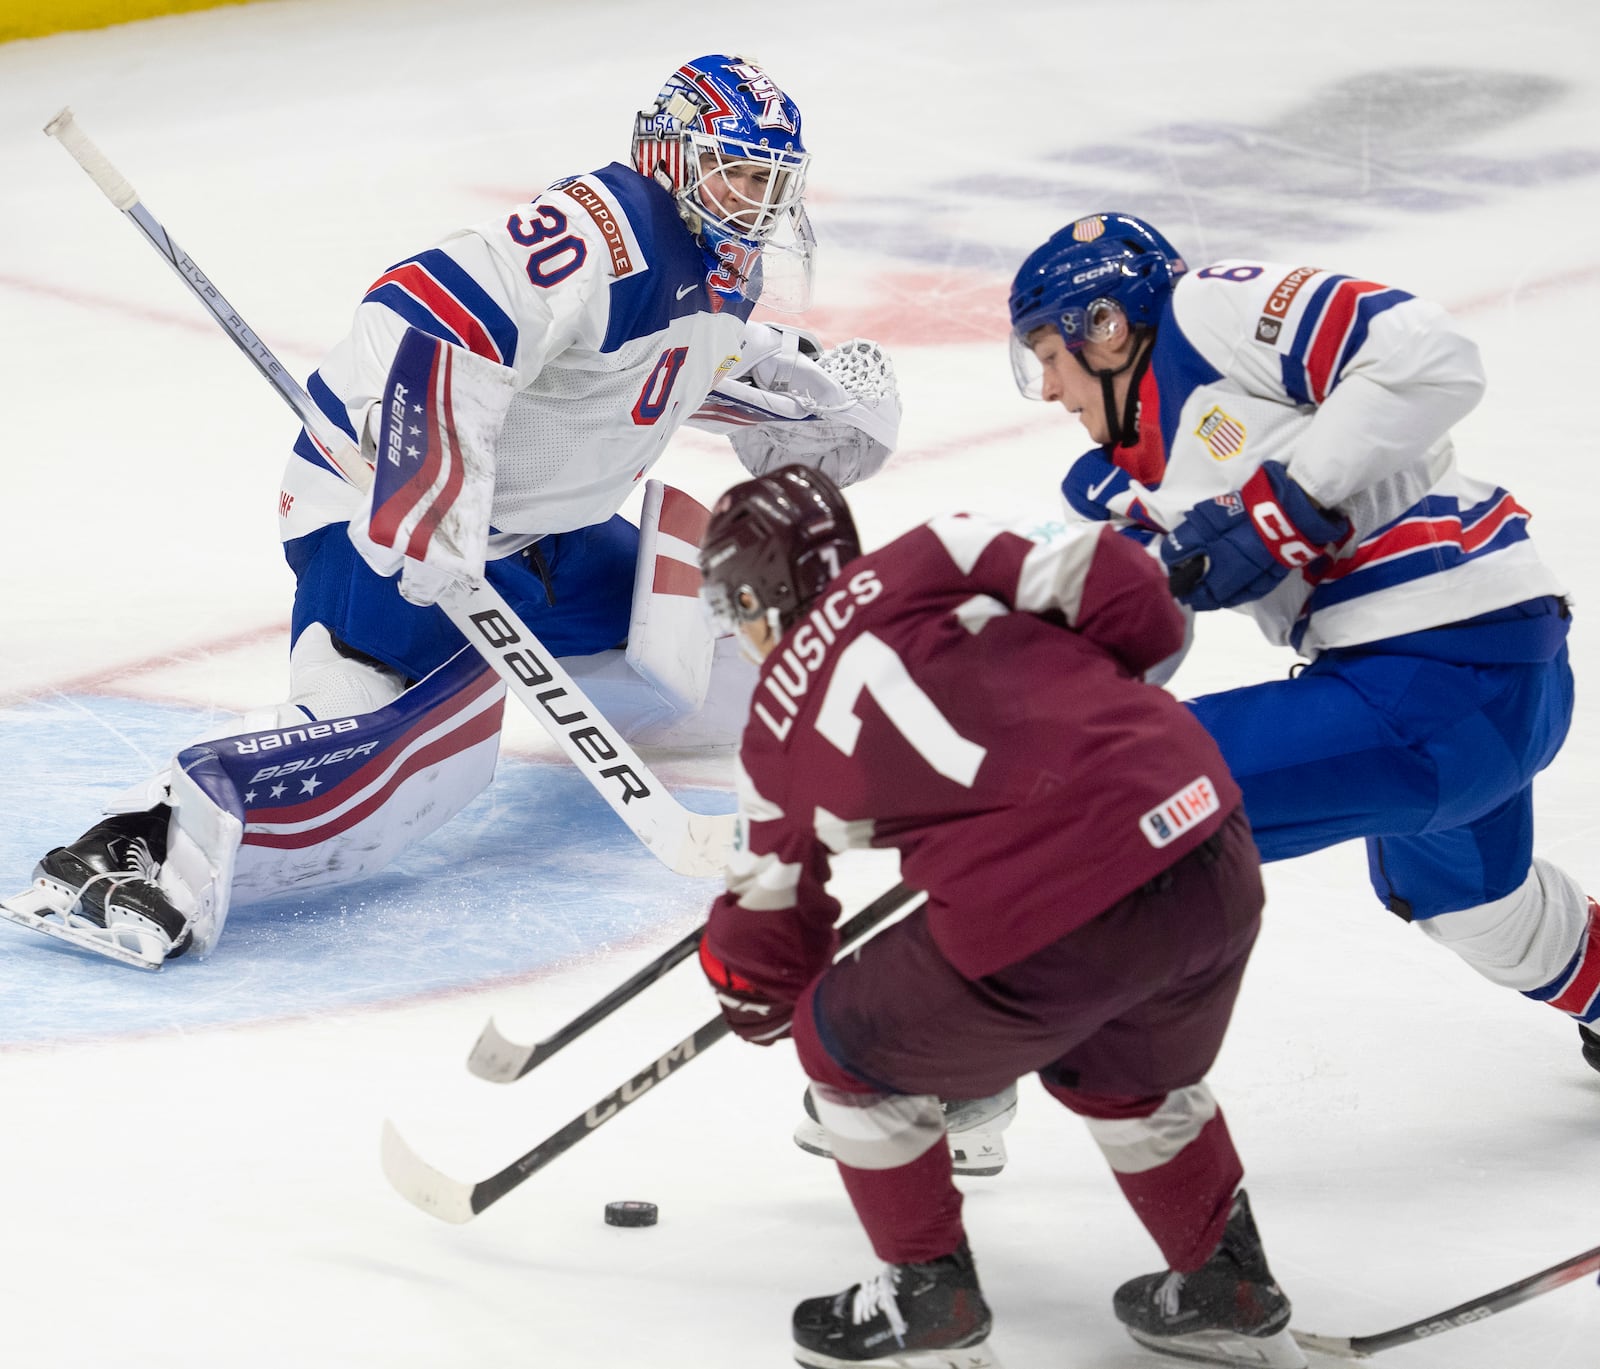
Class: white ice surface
1,2,1598,1366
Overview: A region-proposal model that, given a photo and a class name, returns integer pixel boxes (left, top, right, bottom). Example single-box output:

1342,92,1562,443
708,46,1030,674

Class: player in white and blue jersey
4,55,899,967
1009,212,1600,1082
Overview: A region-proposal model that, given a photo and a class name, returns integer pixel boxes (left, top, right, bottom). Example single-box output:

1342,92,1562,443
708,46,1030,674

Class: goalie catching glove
690,323,901,487
1160,459,1350,610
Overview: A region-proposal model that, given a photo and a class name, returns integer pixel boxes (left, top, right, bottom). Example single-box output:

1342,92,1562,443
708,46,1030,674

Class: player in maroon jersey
695,465,1306,1369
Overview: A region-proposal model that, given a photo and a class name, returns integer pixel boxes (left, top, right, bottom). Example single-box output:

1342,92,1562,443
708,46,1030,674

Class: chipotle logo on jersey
1255,265,1318,345
562,180,635,276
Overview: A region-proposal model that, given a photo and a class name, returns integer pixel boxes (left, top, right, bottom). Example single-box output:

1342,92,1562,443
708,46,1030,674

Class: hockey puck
604,1200,658,1228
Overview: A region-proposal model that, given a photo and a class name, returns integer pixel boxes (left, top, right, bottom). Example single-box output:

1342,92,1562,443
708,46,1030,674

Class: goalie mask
698,465,860,643
633,54,815,310
1007,212,1188,400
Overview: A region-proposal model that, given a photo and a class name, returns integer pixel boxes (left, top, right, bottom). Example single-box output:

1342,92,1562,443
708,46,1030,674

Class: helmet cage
680,128,809,243
633,56,811,246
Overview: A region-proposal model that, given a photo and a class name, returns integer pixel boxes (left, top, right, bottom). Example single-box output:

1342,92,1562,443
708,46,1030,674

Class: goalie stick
43,107,732,880
382,881,923,1222
1292,1241,1600,1359
468,880,917,1082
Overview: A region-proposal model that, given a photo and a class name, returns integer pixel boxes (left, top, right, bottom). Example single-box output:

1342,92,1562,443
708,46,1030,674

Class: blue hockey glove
1160,461,1350,611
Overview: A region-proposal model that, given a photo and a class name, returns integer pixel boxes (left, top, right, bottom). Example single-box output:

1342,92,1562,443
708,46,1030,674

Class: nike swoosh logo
1085,470,1121,501
677,283,698,300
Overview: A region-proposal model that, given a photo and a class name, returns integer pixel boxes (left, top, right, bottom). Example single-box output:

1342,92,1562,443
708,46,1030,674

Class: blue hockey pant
284,516,639,683
1187,644,1573,920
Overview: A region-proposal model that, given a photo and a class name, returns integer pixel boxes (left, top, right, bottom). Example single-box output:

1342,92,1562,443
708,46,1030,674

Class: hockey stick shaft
45,108,732,879
1293,1242,1600,1359
470,924,704,1083
470,880,917,1082
383,881,923,1222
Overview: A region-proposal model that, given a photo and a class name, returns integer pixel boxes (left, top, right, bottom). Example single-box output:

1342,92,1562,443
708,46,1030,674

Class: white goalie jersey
276,161,899,556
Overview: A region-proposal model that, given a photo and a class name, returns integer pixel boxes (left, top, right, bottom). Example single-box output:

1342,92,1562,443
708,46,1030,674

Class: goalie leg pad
172,647,505,940
625,480,719,715
560,636,754,748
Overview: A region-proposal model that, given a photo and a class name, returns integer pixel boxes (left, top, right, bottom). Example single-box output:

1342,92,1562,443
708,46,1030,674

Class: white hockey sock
1415,858,1589,992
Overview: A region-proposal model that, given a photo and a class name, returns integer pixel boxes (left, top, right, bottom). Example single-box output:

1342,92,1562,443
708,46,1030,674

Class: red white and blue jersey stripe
277,162,769,551
361,248,519,366
1278,274,1413,406
1086,260,1564,654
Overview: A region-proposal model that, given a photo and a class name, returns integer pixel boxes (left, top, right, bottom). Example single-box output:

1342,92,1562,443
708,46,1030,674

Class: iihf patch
1140,776,1220,848
1071,216,1107,242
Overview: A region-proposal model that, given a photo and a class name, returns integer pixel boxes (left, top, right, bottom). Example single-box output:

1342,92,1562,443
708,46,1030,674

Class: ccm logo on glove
1244,466,1323,568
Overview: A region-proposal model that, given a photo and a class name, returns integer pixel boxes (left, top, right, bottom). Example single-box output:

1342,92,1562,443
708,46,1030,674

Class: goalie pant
105,482,750,958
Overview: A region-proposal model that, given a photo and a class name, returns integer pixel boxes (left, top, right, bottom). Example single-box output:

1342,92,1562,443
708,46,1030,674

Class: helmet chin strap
1073,329,1155,449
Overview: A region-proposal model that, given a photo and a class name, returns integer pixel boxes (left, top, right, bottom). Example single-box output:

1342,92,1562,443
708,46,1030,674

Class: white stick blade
380,1121,477,1224
666,811,735,878
466,1019,532,1083
1291,1330,1364,1360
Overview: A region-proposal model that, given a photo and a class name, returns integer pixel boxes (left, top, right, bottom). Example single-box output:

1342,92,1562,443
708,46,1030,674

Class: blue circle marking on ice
0,696,729,1046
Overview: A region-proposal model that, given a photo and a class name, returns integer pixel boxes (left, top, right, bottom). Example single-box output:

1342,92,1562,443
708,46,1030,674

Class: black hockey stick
1293,1242,1600,1359
382,882,923,1222
467,884,910,1082
468,926,703,1083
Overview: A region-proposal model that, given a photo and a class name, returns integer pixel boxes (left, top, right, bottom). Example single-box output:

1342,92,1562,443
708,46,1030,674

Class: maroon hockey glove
699,939,796,1045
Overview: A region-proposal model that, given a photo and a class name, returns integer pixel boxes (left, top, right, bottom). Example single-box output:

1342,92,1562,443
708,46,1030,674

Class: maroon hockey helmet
698,464,861,636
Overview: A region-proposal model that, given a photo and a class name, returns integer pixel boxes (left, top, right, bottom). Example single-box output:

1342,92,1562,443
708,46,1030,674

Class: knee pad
1416,858,1589,991
1068,1083,1221,1176
288,622,407,720
804,1084,946,1171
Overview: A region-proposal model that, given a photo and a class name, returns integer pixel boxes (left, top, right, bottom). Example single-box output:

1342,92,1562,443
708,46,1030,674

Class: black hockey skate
1579,1024,1600,1074
792,1241,1000,1369
1112,1190,1305,1369
31,810,191,960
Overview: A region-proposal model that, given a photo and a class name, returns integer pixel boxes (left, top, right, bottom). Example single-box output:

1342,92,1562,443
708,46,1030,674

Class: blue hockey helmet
1008,213,1187,397
633,54,814,307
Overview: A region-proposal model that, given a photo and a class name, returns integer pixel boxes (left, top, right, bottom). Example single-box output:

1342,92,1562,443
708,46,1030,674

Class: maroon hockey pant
792,808,1262,1271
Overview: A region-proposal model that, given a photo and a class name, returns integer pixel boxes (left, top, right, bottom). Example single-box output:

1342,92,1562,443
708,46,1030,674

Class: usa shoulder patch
1195,406,1247,461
